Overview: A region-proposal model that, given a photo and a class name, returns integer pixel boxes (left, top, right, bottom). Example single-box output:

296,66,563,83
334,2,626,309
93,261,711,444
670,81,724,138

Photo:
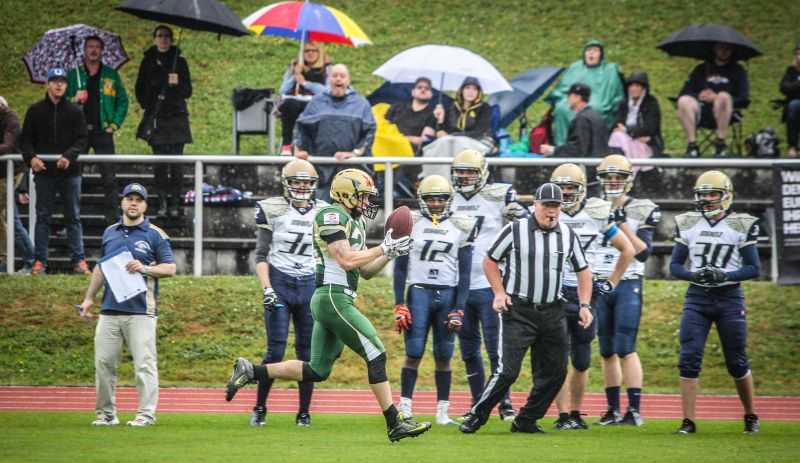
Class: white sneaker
127,416,155,427
91,415,119,426
436,400,456,425
398,397,413,420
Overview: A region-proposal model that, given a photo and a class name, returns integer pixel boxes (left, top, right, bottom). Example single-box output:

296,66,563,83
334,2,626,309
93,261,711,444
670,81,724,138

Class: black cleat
568,411,589,429
388,415,431,442
499,403,516,422
458,412,489,434
685,142,701,158
250,406,266,427
620,408,644,426
296,412,312,427
673,418,696,434
596,409,622,426
225,357,254,402
554,413,571,430
714,140,729,158
510,418,545,434
744,414,760,434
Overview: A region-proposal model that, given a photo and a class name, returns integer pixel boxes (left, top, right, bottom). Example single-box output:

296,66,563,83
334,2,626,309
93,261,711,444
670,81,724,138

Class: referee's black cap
535,183,563,204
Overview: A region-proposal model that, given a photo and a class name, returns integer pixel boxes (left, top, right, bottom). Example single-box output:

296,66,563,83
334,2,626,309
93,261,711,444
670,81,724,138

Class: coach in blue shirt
78,182,176,427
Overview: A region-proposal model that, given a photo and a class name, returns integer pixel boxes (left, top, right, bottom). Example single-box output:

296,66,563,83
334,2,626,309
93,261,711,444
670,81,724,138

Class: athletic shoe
398,397,413,420
744,414,760,434
31,260,46,276
91,414,119,426
127,416,154,427
554,413,572,430
280,144,293,156
73,259,92,275
436,400,456,425
499,403,516,422
458,412,489,434
621,408,644,427
225,357,255,401
17,265,33,276
387,415,431,442
714,140,729,158
296,412,311,427
250,406,266,427
673,418,696,434
568,411,589,429
510,418,545,434
685,142,701,158
596,409,622,426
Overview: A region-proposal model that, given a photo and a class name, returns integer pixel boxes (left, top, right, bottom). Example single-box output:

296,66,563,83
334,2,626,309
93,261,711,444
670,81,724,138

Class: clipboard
97,247,148,303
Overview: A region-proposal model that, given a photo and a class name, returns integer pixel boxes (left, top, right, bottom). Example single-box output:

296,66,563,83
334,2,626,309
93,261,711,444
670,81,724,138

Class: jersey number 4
419,239,453,262
693,241,735,268
279,232,311,256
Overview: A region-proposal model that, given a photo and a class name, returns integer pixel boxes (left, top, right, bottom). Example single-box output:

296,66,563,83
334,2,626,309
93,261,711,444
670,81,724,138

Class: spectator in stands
609,71,663,169
13,182,35,275
67,35,129,223
434,76,492,141
780,41,800,158
545,40,624,146
386,77,437,152
294,64,375,202
278,42,332,155
19,68,89,276
677,42,749,158
135,25,192,217
0,96,21,273
541,83,609,157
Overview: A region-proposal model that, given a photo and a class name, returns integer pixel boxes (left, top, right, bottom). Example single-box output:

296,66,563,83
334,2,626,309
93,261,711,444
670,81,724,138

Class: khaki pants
95,314,159,421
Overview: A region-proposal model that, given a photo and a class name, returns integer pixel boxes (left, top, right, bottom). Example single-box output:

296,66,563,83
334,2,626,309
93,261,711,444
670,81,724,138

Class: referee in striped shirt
459,183,594,434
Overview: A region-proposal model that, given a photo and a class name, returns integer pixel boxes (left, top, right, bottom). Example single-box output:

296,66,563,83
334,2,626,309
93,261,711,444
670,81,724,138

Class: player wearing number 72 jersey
670,170,761,435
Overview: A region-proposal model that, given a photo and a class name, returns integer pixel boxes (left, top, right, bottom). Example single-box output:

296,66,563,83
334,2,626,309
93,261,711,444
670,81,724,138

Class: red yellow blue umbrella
242,1,371,47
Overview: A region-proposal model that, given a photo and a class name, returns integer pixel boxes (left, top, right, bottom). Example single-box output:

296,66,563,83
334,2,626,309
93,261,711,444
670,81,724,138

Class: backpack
744,128,780,158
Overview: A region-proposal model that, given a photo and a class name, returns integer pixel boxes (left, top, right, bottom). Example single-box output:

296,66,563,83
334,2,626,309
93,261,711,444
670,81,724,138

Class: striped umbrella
242,1,371,47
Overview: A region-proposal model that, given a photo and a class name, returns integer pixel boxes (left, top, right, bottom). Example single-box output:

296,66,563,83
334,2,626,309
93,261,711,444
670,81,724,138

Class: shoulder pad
479,183,511,201
258,196,289,219
675,212,703,232
148,223,170,240
584,197,611,220
725,213,758,234
313,199,330,209
450,214,477,233
625,198,658,221
411,210,424,225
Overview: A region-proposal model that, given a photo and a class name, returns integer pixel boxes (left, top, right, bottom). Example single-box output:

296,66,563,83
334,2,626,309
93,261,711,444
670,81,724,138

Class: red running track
2,387,800,421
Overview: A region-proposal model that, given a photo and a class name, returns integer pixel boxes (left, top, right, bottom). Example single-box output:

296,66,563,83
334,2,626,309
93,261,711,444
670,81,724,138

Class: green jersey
313,203,367,291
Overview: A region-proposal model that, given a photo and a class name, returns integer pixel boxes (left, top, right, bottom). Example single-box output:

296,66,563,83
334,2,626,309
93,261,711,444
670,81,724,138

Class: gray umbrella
657,23,761,61
116,0,250,37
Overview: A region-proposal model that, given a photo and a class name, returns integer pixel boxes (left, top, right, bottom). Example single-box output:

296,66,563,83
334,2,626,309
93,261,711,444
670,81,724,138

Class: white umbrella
373,44,512,94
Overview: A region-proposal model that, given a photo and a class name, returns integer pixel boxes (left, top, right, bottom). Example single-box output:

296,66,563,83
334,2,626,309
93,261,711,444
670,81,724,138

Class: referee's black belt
510,295,560,310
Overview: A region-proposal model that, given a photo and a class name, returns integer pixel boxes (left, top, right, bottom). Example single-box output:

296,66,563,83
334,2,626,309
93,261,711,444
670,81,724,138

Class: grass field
1,0,798,155
2,276,799,395
2,412,799,462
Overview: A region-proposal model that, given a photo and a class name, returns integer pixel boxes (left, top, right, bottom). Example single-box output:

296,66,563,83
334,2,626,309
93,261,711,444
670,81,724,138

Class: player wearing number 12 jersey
670,170,761,435
393,175,475,425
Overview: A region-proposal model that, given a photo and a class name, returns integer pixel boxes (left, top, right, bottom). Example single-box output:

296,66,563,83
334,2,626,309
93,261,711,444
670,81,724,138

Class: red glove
394,304,412,333
446,309,464,333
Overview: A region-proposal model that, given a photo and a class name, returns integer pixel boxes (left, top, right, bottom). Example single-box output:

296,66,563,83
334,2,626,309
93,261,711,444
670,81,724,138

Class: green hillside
2,276,798,395
1,0,797,156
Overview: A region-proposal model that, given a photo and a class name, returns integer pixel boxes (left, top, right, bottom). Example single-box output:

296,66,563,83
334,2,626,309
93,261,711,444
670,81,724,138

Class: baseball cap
535,183,563,204
121,183,148,200
567,82,591,100
47,67,67,81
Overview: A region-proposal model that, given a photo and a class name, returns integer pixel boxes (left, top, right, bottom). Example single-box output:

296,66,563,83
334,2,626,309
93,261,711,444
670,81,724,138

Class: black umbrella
116,0,250,37
657,23,761,61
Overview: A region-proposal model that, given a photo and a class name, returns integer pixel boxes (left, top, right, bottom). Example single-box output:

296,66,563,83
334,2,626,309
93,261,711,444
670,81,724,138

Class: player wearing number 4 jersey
670,170,761,435
249,159,326,427
550,163,634,430
450,149,528,420
393,175,474,425
226,168,432,442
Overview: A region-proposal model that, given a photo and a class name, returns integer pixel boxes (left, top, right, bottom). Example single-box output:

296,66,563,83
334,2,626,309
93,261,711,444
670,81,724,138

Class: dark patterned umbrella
116,0,250,37
657,23,762,61
23,24,130,84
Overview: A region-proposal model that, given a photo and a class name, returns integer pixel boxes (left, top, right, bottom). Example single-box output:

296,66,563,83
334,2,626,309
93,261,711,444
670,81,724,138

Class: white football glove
381,229,411,259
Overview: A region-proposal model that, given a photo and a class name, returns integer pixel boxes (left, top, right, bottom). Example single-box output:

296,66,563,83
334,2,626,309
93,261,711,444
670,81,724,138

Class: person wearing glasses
278,42,332,155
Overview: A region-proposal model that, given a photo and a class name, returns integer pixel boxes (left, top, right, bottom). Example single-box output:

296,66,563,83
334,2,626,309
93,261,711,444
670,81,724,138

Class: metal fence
3,154,799,276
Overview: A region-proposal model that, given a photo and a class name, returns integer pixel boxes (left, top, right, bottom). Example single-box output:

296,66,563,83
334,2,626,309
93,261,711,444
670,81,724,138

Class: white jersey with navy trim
559,198,610,286
255,197,328,277
452,183,517,289
674,211,759,287
407,212,474,287
605,198,661,278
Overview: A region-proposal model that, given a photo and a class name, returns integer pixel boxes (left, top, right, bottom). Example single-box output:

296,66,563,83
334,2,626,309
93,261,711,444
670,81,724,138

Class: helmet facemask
283,176,317,201
694,189,730,219
419,193,452,224
355,190,380,219
553,181,585,212
451,167,484,193
598,172,633,199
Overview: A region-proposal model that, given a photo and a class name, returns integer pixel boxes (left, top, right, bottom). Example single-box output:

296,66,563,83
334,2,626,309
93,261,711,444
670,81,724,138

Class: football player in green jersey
225,168,432,442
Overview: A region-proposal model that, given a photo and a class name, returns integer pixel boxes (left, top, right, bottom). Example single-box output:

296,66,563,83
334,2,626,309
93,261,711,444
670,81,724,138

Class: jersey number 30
693,242,735,268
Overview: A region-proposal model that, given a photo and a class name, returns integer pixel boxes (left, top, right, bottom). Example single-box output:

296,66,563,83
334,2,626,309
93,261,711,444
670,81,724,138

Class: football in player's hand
385,206,413,238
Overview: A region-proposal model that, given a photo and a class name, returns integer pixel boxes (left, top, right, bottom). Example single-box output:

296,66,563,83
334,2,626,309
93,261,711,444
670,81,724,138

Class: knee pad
367,353,388,384
570,342,592,372
725,356,750,380
301,362,328,383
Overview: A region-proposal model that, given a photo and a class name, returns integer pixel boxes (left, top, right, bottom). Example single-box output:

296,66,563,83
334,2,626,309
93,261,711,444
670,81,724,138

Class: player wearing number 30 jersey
393,175,475,426
670,170,761,435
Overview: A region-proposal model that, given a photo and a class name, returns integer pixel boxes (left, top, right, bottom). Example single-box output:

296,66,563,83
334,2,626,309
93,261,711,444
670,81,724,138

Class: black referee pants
471,297,568,425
